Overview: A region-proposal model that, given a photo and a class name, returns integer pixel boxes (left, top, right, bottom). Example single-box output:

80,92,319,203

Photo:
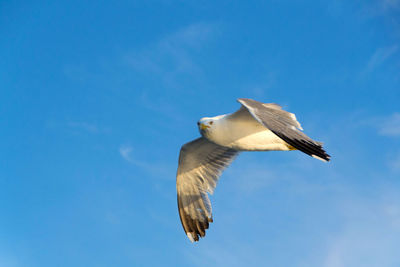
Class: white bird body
199,107,293,151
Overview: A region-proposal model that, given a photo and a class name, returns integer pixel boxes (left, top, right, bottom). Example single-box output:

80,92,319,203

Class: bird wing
237,98,330,161
176,137,239,242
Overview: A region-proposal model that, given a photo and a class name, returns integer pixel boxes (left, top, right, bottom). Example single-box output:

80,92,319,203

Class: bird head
197,118,214,135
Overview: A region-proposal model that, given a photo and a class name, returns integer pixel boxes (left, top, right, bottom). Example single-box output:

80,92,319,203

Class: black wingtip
311,152,331,162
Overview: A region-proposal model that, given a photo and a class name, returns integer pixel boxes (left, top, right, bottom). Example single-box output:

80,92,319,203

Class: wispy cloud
183,188,400,267
124,22,219,88
361,112,400,137
363,45,398,74
119,145,134,163
321,194,400,267
378,112,400,136
46,120,109,135
357,0,400,39
119,145,175,179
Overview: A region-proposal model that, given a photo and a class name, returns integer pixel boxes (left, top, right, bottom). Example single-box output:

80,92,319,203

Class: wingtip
312,154,331,162
237,98,253,103
187,233,195,243
237,98,245,104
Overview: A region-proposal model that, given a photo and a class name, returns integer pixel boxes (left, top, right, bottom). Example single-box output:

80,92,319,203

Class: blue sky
1,0,400,266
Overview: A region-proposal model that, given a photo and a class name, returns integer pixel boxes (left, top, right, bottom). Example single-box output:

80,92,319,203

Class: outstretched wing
238,98,330,161
176,137,239,242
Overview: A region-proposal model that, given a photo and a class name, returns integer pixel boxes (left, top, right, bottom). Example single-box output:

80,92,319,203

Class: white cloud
379,112,400,136
364,45,398,74
119,145,134,162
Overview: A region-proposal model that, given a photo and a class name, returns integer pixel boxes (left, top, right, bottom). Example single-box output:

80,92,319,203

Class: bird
176,98,330,242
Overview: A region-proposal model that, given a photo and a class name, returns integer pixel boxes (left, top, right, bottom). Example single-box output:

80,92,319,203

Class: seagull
176,98,330,242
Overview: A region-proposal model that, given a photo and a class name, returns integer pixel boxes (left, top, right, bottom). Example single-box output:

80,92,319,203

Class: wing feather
238,98,330,161
176,137,238,242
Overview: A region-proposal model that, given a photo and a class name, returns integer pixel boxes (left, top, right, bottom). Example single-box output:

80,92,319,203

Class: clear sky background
1,1,400,266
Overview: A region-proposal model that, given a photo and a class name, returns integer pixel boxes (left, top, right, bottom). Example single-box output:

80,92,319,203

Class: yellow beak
200,123,209,130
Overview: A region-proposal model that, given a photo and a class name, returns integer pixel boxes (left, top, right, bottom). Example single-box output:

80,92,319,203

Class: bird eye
197,122,200,125
210,121,213,125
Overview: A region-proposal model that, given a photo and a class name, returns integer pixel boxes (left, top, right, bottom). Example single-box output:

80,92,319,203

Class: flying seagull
176,98,330,242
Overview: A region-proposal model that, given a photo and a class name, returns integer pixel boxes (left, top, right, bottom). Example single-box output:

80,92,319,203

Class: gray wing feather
263,103,303,130
176,137,239,242
238,98,330,161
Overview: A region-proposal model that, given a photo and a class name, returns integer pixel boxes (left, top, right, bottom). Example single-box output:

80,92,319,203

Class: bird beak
200,123,209,130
